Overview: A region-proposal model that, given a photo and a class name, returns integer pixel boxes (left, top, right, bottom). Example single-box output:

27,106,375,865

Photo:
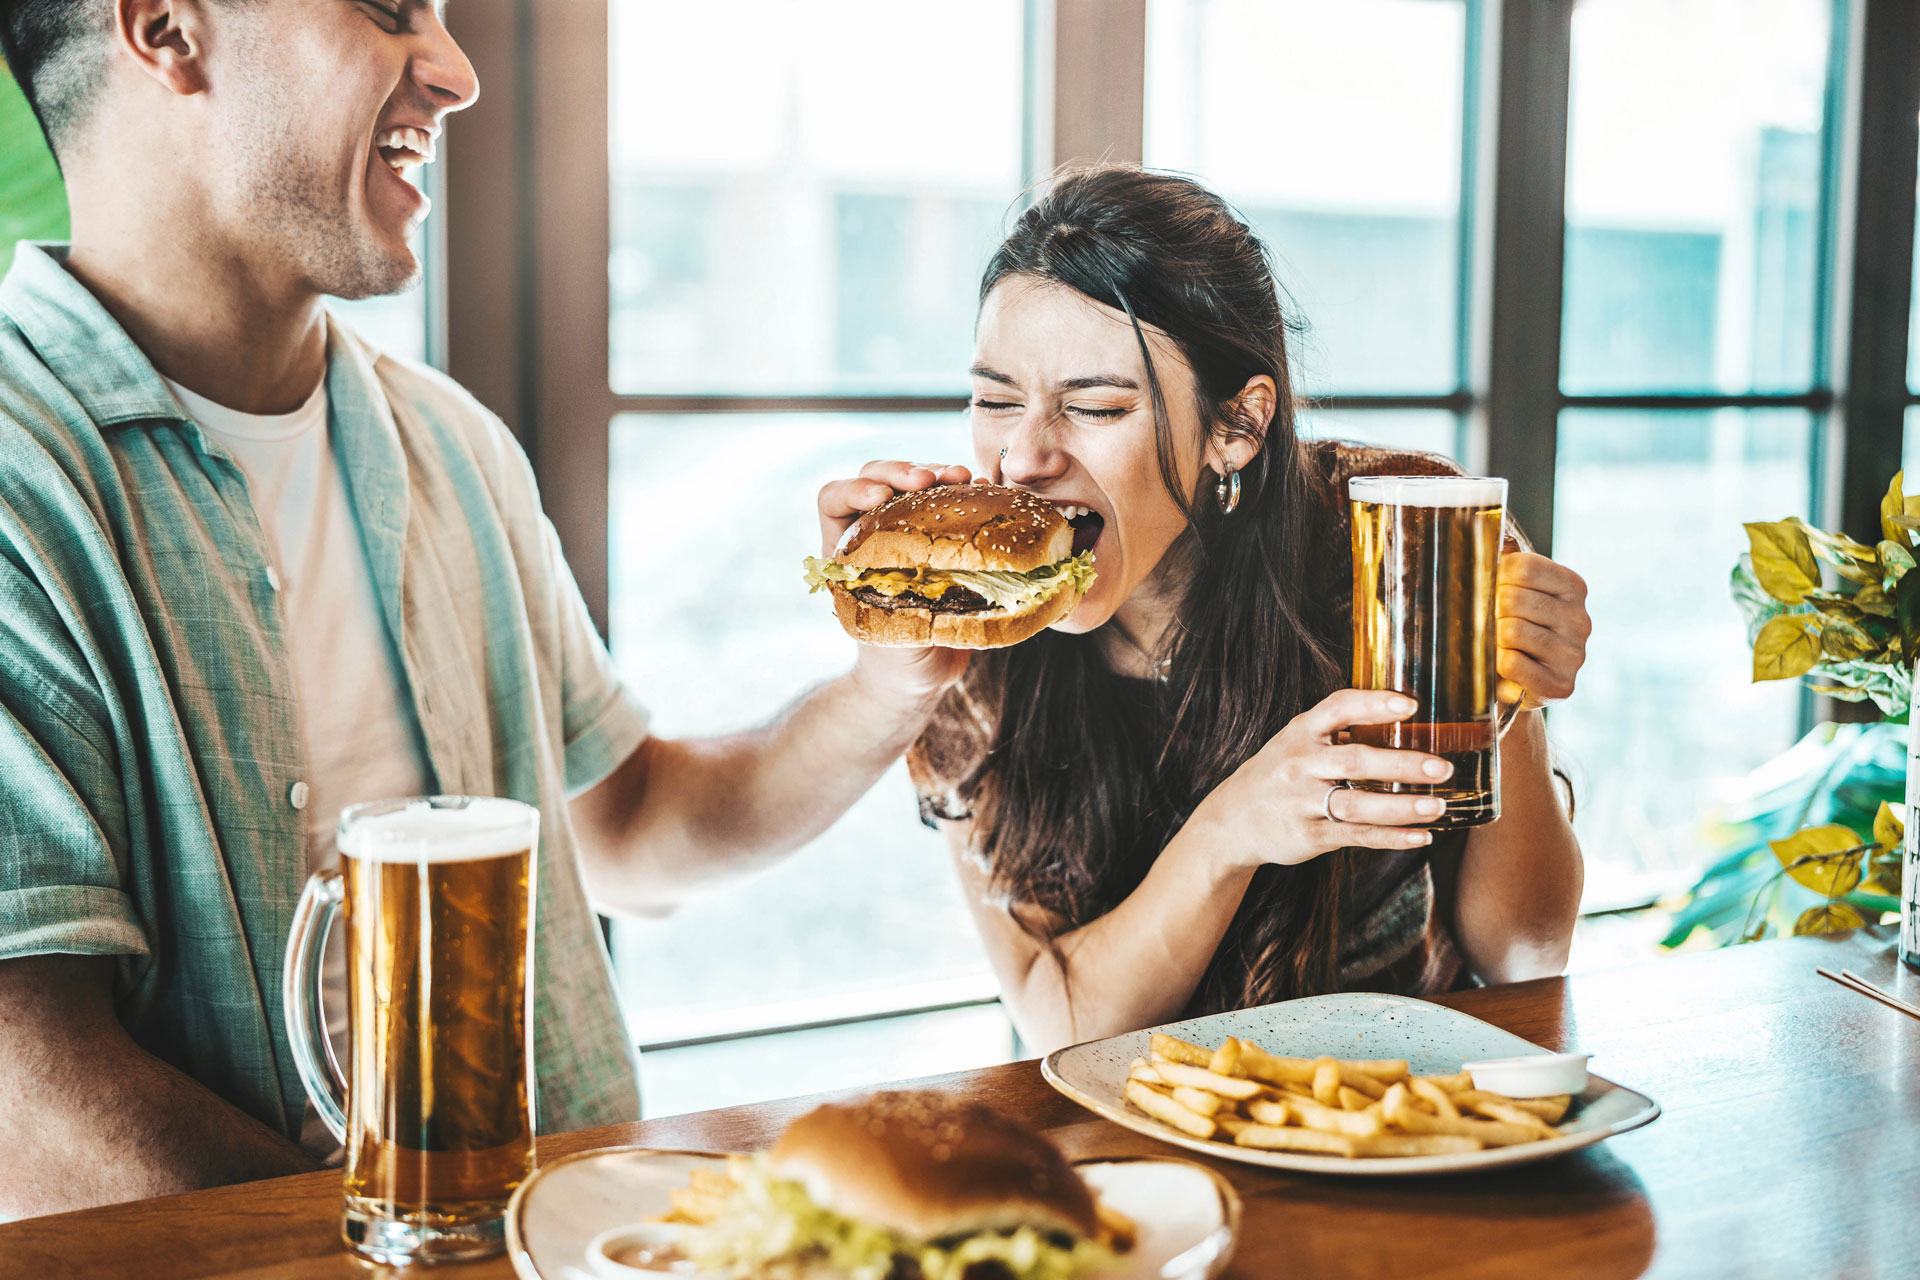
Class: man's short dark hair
1,0,115,156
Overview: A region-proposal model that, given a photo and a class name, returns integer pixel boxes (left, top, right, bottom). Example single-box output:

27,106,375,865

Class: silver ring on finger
1322,781,1352,825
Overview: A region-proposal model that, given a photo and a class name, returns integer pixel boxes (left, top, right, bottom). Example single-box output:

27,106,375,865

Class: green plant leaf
1747,521,1821,603
1770,824,1866,895
1793,901,1867,936
1875,800,1907,850
1752,613,1822,681
1883,540,1916,592
1820,614,1881,661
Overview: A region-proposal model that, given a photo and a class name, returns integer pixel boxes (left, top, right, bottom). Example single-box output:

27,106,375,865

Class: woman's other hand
1495,552,1591,710
1191,689,1453,872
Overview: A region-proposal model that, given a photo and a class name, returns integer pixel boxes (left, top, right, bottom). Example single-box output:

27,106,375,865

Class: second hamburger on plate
804,484,1096,649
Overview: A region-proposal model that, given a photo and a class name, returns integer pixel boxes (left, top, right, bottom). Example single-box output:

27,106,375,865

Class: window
1551,0,1837,907
600,0,1029,1058
1145,0,1469,400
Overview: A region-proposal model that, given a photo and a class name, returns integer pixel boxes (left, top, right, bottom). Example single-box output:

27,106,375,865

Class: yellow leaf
1888,472,1912,545
1770,824,1866,896
1875,801,1907,851
1746,520,1821,603
1819,615,1879,661
1862,844,1903,897
1793,902,1867,936
1751,614,1821,681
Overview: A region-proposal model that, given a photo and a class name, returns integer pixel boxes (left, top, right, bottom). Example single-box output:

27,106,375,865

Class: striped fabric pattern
0,243,647,1139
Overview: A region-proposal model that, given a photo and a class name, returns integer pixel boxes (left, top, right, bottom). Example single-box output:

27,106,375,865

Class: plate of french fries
1041,993,1659,1176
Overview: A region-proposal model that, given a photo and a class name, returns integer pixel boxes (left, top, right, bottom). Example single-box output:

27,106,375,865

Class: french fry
1280,1081,1314,1098
1128,1058,1169,1088
1312,1057,1342,1107
1171,1085,1228,1117
1409,1077,1460,1119
1228,1040,1318,1087
1421,1071,1473,1093
1245,1097,1292,1127
1150,1059,1266,1100
1385,1091,1540,1147
1291,1097,1386,1138
1126,1079,1217,1139
688,1165,736,1196
1234,1124,1359,1158
1347,1059,1411,1083
1151,1033,1214,1067
668,1185,728,1223
1209,1037,1244,1077
1453,1092,1571,1124
1340,1071,1388,1101
1348,1133,1483,1157
1462,1098,1560,1138
1213,1113,1255,1140
1337,1085,1375,1112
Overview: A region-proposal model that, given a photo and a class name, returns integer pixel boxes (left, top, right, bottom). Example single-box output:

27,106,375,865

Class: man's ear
114,0,211,98
1205,374,1277,476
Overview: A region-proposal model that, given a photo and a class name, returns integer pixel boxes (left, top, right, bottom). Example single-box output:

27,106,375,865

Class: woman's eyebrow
1059,374,1140,390
969,364,1018,386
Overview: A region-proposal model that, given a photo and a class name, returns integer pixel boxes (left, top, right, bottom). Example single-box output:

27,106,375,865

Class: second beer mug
284,795,540,1266
1348,475,1514,827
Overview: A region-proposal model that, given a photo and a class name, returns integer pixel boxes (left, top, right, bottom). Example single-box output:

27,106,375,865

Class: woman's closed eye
972,397,1024,414
1065,403,1128,421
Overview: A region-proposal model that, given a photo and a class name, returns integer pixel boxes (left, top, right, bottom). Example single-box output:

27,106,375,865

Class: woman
826,166,1589,1055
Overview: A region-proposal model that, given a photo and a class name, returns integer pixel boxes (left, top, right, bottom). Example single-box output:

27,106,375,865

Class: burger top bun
767,1090,1100,1245
836,484,1072,574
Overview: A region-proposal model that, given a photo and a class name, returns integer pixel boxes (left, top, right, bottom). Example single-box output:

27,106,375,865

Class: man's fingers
1303,689,1418,739
1496,647,1575,702
1310,743,1451,786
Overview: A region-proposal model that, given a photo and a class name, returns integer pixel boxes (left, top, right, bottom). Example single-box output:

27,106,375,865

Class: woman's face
970,275,1211,632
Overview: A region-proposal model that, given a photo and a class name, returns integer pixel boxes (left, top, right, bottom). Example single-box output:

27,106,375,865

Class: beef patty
850,584,993,614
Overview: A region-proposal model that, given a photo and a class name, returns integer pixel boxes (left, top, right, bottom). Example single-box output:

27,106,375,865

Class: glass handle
284,869,348,1144
1495,509,1532,739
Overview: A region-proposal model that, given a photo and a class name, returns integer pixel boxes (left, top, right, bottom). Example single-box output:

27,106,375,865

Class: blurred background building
3,0,1916,1117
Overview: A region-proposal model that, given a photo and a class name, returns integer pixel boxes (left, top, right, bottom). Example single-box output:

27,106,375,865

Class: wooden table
5,929,1918,1280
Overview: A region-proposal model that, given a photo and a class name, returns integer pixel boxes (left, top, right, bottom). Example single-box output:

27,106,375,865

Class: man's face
206,0,477,300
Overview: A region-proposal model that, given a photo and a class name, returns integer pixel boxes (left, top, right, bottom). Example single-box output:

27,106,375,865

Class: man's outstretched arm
0,955,318,1218
568,461,973,916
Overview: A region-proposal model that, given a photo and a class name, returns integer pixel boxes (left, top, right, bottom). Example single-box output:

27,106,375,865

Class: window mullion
1046,0,1147,170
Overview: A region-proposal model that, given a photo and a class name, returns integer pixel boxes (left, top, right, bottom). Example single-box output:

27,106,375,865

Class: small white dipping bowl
1460,1052,1590,1098
585,1222,699,1278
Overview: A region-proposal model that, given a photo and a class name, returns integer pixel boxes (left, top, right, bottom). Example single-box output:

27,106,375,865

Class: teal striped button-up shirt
0,243,646,1139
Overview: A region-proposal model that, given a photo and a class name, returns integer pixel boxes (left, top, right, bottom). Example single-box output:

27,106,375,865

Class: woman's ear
1205,375,1277,476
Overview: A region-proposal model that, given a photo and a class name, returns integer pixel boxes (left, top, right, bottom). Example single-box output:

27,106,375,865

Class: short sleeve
0,555,147,962
542,519,651,797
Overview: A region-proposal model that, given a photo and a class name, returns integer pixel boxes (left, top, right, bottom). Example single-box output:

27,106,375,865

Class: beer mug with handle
1348,476,1522,827
284,795,540,1266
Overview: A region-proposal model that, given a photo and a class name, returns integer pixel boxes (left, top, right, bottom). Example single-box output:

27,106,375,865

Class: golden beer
1348,476,1507,827
286,796,540,1266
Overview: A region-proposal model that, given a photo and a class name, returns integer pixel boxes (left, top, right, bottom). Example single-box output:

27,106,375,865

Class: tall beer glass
1349,476,1512,827
284,796,539,1266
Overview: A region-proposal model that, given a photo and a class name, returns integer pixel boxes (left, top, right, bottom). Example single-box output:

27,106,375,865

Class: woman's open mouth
1053,503,1106,557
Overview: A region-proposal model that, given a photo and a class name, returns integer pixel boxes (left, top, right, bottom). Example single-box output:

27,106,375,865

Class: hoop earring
1215,466,1241,516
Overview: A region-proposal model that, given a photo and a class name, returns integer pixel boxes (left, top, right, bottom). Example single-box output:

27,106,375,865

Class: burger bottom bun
828,581,1084,649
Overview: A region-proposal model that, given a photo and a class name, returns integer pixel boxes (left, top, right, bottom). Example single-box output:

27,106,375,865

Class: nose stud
1000,447,1008,460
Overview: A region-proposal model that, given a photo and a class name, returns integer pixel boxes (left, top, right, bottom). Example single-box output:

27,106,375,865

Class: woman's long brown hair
920,165,1358,1016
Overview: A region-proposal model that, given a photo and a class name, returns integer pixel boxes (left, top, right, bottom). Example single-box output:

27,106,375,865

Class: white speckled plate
1042,993,1659,1177
506,1147,1240,1280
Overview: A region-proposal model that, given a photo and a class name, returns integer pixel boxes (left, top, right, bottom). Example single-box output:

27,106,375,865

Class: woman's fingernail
1391,696,1417,714
1423,759,1450,779
1417,798,1444,816
1410,831,1432,846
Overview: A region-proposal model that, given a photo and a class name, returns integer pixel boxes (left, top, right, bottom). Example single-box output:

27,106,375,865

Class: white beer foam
1348,475,1506,507
339,797,538,863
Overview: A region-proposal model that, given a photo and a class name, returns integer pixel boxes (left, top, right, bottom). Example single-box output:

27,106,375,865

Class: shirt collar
0,242,188,429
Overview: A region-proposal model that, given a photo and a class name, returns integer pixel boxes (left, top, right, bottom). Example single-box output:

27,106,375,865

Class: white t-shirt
165,375,434,1160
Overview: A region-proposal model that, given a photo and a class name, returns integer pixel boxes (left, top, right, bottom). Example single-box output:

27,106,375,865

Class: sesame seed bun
836,484,1074,574
767,1091,1100,1244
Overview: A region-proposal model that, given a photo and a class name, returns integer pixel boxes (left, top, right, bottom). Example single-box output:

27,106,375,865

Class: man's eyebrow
1059,374,1140,391
969,364,1017,386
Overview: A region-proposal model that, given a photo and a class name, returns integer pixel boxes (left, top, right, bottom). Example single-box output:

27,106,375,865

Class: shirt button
266,566,283,592
289,781,309,811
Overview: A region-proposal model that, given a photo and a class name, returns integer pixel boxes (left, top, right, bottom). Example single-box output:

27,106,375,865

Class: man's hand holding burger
816,459,976,707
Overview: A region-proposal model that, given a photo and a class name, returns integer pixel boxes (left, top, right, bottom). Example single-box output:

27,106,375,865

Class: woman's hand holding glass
815,459,975,704
1194,689,1454,870
1495,551,1591,711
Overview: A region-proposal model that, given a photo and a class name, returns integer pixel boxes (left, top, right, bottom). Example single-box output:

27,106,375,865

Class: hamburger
669,1091,1130,1280
803,484,1097,649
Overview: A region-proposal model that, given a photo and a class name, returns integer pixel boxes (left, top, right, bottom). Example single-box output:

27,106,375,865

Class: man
0,0,969,1216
